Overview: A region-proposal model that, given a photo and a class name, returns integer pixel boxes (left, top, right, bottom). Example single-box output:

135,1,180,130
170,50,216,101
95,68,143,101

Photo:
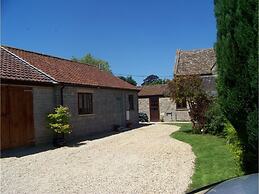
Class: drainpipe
60,85,65,106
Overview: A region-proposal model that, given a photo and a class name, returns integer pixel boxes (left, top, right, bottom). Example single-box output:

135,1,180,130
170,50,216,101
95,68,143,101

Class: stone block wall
175,109,190,121
63,86,139,139
159,97,175,122
33,86,56,144
138,98,150,121
138,96,190,122
32,85,138,144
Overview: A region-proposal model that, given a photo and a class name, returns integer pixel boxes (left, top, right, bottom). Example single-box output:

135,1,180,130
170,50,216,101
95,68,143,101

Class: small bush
47,106,72,134
224,121,243,171
205,101,226,136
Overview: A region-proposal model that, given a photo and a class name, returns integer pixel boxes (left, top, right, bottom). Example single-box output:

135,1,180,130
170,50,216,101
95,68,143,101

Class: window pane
84,94,89,113
176,99,187,109
89,94,93,113
78,93,93,114
128,95,134,110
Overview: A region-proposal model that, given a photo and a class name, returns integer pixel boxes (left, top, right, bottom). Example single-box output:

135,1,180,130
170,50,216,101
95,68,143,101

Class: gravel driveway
1,123,195,194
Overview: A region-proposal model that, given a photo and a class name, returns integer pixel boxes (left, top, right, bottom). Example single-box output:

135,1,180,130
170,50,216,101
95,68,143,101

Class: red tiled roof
174,48,216,76
138,84,169,97
1,47,55,83
2,46,138,90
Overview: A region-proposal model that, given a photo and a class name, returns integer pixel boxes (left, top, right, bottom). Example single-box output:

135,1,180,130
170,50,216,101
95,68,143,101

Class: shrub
188,92,212,133
205,101,226,136
224,121,243,171
47,106,72,134
245,109,258,172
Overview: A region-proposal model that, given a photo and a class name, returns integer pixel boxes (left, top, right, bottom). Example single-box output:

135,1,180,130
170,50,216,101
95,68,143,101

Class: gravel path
1,124,195,194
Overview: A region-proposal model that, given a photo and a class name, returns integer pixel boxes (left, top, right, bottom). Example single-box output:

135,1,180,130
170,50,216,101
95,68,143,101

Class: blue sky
1,0,216,85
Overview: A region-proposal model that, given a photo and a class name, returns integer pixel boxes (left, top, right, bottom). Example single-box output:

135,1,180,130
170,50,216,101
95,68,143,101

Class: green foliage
214,0,258,173
224,121,243,170
171,123,243,191
205,100,226,136
141,74,169,85
72,53,112,73
118,76,137,86
245,109,258,171
169,75,203,103
47,106,71,134
168,75,212,133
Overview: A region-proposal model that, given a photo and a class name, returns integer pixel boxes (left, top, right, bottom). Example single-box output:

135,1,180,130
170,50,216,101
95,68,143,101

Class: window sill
78,113,95,117
176,108,188,111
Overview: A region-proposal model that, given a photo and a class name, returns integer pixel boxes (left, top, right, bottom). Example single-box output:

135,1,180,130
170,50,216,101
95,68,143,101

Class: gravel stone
1,123,195,194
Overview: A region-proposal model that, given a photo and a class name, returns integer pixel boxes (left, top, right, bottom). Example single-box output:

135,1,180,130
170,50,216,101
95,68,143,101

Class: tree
118,76,137,86
168,75,211,133
72,53,112,73
141,74,169,85
214,0,258,173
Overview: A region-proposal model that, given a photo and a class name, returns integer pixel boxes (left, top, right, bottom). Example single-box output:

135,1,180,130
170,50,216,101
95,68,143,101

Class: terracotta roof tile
0,47,55,83
174,48,216,75
138,84,169,97
3,46,138,90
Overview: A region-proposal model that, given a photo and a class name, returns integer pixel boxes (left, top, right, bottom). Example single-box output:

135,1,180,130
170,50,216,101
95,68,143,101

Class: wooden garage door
1,85,35,150
149,96,160,122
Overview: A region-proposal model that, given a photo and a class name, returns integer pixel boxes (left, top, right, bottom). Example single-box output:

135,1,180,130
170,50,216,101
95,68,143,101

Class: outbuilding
1,46,139,150
138,84,189,122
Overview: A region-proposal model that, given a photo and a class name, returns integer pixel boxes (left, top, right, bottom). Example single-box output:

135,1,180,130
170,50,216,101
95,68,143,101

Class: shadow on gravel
67,123,152,146
1,144,56,158
1,123,152,158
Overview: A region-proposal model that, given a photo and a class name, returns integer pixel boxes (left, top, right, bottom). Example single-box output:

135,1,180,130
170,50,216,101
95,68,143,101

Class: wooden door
1,85,35,150
149,97,160,122
1,86,10,149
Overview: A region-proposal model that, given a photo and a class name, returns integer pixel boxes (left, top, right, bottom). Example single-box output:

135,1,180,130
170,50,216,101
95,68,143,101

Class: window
128,95,134,110
78,93,93,114
176,99,187,109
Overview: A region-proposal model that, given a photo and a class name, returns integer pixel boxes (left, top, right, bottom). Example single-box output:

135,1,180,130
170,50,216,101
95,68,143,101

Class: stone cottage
1,46,139,150
174,48,217,95
138,48,216,122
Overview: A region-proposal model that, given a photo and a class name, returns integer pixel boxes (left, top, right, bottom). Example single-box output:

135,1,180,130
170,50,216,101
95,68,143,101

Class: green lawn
170,123,243,191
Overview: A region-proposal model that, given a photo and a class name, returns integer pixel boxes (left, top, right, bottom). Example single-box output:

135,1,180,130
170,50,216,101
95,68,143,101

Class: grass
170,123,243,191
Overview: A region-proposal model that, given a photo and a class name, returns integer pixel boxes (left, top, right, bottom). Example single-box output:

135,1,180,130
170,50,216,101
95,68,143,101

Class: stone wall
138,97,190,122
33,86,56,144
159,97,175,122
175,109,190,121
159,97,190,121
62,86,139,139
32,85,138,143
138,98,150,121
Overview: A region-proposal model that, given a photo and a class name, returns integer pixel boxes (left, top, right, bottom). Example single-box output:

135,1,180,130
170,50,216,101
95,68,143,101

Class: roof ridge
2,45,101,70
179,48,214,52
1,46,57,83
142,84,168,87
